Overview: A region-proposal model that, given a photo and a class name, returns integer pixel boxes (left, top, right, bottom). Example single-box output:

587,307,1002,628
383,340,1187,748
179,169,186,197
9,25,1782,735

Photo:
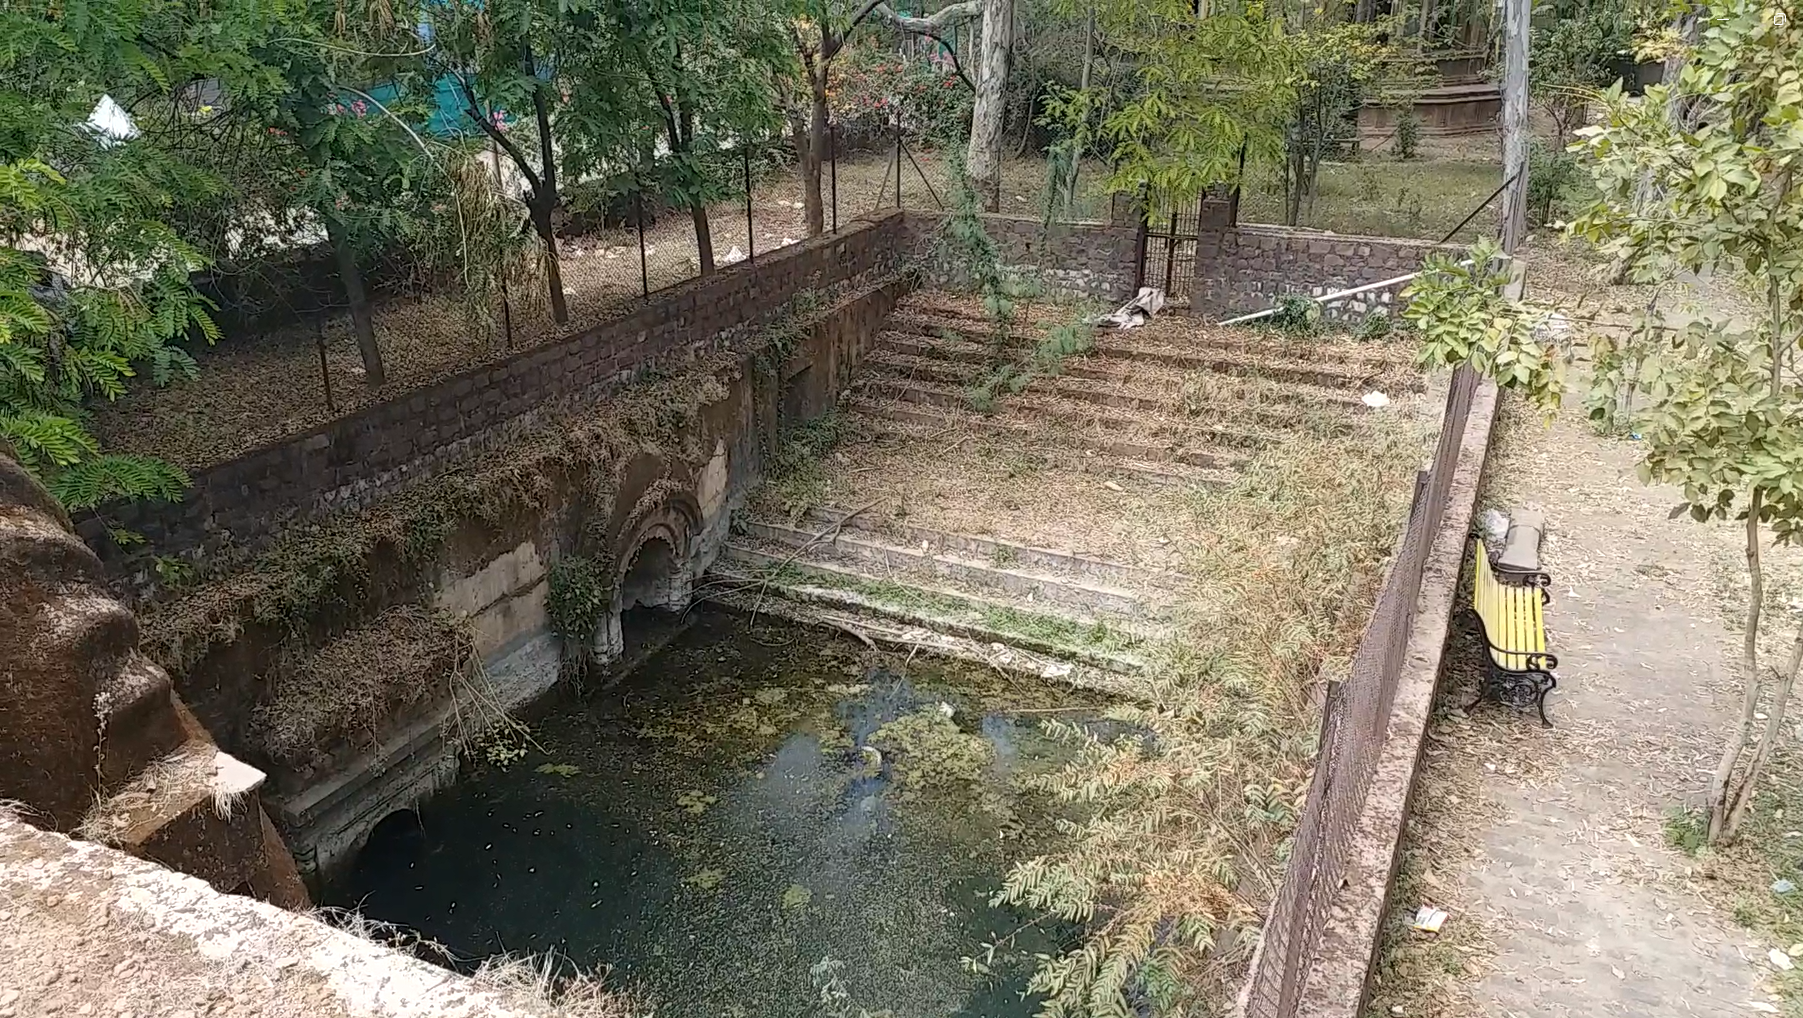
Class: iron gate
1139,202,1201,304
1135,182,1239,305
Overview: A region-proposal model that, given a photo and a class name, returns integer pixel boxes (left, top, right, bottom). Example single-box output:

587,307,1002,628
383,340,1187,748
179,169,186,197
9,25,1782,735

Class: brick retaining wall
98,212,907,567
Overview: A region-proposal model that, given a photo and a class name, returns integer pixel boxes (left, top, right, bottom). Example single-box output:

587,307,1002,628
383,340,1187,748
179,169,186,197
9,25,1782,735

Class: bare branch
829,0,983,63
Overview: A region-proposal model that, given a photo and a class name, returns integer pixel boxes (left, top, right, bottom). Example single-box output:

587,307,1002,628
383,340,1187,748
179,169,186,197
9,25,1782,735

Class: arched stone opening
591,501,697,665
618,537,682,612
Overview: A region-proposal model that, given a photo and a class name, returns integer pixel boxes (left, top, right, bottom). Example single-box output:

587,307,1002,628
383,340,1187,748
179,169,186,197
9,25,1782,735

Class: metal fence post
893,112,902,207
1132,186,1150,292
1163,209,1179,294
635,180,649,298
829,123,839,232
315,319,335,414
744,147,755,263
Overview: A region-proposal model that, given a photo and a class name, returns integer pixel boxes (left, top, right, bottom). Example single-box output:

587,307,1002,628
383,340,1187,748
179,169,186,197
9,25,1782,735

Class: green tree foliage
1043,0,1298,209
0,2,222,512
1530,0,1636,141
1278,21,1404,225
581,0,788,276
429,0,575,325
1414,0,1803,845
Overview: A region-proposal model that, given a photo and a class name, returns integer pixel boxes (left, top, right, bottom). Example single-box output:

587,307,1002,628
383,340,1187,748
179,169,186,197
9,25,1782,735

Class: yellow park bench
1469,540,1559,726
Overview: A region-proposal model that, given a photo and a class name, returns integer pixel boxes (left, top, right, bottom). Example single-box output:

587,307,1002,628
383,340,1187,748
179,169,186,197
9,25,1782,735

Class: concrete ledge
0,814,580,1017
1295,376,1501,1016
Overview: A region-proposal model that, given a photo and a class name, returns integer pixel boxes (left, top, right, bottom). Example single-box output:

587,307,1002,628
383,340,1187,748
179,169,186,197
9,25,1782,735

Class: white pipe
1216,257,1483,327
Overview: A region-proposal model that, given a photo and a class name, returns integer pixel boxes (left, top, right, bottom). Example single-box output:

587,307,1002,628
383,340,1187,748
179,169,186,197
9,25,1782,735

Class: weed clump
994,412,1429,1013
247,605,472,771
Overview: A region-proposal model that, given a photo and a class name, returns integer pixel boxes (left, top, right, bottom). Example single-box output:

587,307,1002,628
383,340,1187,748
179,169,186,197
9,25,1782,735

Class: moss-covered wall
137,275,912,880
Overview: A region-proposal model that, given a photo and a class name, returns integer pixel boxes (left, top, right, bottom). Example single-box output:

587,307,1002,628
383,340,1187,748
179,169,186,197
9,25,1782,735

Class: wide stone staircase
706,290,1419,689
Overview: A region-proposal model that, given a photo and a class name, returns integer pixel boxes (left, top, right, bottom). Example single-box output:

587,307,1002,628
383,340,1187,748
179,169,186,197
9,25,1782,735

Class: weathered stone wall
144,276,912,882
0,814,604,1017
903,211,1141,302
1193,225,1454,320
99,212,909,573
0,455,306,907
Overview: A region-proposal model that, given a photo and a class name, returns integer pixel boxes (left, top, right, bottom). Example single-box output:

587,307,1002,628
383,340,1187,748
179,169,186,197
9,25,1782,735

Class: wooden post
1498,0,1530,253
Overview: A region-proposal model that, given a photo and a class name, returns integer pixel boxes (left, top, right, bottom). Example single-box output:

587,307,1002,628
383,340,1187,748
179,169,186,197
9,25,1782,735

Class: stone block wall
904,211,1141,303
99,212,908,569
1192,225,1454,320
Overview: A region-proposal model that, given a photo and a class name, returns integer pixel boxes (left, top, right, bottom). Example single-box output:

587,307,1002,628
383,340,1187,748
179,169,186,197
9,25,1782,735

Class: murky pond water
329,608,1098,1017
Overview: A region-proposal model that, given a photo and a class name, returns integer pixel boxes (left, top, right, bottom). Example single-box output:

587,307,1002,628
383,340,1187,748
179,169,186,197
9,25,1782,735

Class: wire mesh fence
1243,364,1482,1018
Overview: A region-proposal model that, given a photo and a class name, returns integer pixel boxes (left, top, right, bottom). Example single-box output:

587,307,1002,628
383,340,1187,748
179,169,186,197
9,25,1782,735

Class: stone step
879,321,1394,392
846,397,1251,471
724,525,1154,618
885,308,1413,370
795,507,1193,591
859,360,1347,432
77,741,270,891
848,383,1240,487
703,560,1150,678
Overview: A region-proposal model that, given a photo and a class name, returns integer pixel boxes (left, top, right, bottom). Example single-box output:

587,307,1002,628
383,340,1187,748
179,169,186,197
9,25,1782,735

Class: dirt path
1370,393,1783,1017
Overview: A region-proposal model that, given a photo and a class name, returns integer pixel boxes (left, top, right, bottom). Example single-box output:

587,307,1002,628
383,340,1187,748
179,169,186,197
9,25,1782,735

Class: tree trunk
530,198,569,325
1063,5,1095,207
802,67,827,237
327,217,385,388
524,44,568,325
1724,625,1803,838
1719,240,1798,839
1708,488,1765,841
1497,0,1530,254
965,0,1011,212
690,200,715,275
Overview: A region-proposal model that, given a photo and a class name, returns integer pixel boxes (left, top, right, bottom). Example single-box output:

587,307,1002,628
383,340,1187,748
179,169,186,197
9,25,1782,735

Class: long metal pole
744,148,755,263
1162,209,1179,293
1132,185,1150,292
829,123,839,231
893,112,903,207
315,319,335,414
635,180,649,298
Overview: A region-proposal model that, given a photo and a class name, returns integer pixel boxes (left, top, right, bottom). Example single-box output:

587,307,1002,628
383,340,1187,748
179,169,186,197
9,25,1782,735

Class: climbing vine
547,555,613,674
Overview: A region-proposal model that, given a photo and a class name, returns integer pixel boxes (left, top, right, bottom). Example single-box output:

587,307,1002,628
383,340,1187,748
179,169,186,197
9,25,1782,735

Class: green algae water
328,608,1097,1017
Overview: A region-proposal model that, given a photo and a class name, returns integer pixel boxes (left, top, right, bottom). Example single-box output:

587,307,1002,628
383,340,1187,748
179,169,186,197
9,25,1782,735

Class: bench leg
1534,671,1557,728
1464,680,1491,716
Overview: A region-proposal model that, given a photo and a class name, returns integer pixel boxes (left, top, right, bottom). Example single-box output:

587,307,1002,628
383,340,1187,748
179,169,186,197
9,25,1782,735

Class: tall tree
1047,0,1298,209
780,0,990,234
588,0,787,275
429,0,571,324
236,0,442,385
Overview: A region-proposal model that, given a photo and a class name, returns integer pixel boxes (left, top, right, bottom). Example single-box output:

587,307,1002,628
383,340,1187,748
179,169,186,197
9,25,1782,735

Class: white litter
721,245,747,265
86,94,139,146
1362,391,1392,409
781,237,797,246
1770,948,1794,971
1090,287,1166,329
1410,906,1448,933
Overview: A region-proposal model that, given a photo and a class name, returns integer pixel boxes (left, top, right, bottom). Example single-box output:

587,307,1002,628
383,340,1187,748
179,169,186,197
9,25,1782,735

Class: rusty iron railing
1243,364,1481,1017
